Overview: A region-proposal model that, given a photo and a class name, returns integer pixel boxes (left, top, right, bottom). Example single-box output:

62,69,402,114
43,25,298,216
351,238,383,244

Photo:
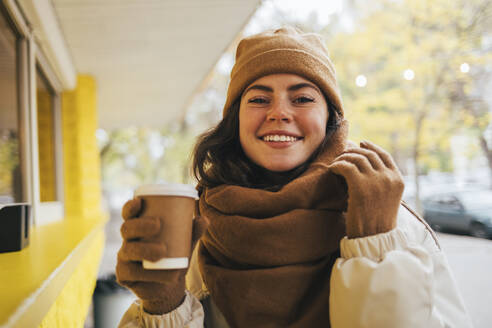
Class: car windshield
458,191,492,209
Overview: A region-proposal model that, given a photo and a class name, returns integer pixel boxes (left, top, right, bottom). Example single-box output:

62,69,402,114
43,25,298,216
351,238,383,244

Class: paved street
437,233,492,328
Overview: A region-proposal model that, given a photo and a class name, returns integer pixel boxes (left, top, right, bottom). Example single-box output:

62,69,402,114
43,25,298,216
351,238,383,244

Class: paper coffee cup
134,183,198,270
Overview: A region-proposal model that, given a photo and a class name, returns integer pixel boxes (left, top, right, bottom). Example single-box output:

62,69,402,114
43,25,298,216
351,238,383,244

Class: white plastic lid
134,183,198,199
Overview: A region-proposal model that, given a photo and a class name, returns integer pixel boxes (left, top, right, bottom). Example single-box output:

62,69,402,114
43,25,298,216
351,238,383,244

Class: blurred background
1,0,491,327
96,0,492,218
94,1,492,326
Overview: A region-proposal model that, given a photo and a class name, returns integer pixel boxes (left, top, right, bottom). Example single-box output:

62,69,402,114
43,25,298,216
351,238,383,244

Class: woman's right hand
116,197,208,314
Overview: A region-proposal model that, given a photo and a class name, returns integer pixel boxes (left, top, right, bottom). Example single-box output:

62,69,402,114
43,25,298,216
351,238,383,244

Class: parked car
422,190,492,238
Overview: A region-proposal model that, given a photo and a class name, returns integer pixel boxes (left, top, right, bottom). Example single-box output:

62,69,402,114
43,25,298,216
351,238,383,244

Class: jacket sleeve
118,290,205,328
329,206,473,328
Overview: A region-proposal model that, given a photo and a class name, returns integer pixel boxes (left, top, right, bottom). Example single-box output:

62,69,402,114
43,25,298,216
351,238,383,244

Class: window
34,61,64,224
0,7,22,204
0,1,64,223
36,67,57,202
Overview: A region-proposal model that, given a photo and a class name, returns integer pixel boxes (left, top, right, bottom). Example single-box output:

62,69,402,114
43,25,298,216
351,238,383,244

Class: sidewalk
437,232,492,328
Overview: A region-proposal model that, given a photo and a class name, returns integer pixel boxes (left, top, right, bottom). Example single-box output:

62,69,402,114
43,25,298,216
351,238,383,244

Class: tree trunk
390,131,406,175
479,134,492,189
413,112,425,215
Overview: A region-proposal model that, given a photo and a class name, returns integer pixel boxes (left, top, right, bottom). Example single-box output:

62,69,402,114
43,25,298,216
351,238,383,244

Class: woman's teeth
262,135,299,142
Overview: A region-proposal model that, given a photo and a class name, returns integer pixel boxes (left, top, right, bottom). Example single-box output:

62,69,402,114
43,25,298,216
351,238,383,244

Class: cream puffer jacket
118,204,473,328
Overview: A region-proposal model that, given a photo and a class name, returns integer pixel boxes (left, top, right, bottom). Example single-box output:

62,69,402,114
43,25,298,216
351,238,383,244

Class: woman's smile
259,130,303,148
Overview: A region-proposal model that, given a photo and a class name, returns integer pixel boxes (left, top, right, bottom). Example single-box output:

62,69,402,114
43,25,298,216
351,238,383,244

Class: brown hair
192,98,342,193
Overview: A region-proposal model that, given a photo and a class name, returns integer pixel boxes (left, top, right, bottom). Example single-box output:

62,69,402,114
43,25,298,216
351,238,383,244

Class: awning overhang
19,0,261,129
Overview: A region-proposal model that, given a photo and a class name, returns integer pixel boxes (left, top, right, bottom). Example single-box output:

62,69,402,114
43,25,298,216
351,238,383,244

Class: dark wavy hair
192,98,342,193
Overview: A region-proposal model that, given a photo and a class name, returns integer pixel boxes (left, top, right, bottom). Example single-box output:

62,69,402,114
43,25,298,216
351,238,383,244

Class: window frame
1,0,29,204
3,0,65,225
32,42,64,224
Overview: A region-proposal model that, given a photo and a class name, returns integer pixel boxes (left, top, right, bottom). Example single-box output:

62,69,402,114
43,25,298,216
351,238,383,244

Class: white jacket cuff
340,228,408,261
118,290,204,328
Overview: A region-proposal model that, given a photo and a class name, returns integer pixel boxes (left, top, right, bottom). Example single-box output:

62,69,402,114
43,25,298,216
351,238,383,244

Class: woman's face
239,74,328,172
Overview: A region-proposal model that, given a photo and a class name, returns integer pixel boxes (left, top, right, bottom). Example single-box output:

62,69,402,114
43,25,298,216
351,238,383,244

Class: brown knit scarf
198,121,349,327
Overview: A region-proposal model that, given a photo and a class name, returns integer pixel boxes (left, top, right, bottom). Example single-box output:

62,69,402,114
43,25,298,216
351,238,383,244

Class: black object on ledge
0,203,31,253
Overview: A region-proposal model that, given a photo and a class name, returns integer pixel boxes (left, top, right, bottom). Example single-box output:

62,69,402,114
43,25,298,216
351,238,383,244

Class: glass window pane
36,68,57,202
0,10,21,204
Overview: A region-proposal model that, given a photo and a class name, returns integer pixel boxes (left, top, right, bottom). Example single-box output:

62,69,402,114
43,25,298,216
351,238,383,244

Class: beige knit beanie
223,26,344,117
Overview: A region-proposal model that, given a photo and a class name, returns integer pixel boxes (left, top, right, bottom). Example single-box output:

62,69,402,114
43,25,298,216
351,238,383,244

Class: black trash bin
93,274,135,328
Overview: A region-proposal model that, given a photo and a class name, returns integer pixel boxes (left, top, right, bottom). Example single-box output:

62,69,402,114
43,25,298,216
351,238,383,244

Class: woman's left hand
329,140,404,239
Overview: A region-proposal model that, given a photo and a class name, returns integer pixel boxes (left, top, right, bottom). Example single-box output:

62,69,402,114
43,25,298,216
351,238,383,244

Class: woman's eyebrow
243,82,321,95
288,83,321,94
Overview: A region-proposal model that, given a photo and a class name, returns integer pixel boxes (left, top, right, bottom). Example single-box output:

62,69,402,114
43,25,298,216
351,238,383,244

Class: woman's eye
293,96,315,104
248,98,268,104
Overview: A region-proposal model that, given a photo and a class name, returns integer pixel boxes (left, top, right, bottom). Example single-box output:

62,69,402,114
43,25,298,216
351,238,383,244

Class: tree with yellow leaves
326,0,492,211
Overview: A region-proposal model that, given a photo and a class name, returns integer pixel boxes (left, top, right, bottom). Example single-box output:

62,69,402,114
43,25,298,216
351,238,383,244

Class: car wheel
470,223,489,239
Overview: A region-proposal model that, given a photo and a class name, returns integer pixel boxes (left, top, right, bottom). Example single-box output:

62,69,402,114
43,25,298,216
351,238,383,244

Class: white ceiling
51,0,260,129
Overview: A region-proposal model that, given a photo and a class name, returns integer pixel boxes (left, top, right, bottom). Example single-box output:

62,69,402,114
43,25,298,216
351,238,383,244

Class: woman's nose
266,101,292,122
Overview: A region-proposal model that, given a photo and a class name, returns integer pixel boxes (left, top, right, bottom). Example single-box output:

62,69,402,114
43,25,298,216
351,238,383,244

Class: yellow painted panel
39,230,104,328
0,216,106,327
37,90,56,202
61,75,102,219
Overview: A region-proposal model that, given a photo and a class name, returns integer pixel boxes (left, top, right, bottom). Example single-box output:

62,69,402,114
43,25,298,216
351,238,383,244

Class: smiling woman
116,27,472,328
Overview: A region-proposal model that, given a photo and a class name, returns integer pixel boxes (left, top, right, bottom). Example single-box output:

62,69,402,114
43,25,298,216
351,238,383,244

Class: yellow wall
40,75,104,327
37,89,56,202
39,230,104,328
62,75,102,219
